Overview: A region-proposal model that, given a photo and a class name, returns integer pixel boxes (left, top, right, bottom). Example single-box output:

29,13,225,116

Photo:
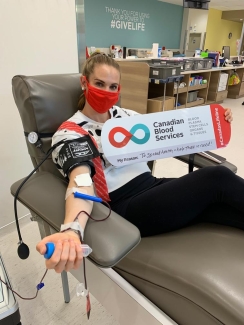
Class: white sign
101,104,231,166
105,7,150,31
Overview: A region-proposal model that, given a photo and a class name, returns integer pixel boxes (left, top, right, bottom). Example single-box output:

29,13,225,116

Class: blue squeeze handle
44,242,93,259
44,242,55,259
74,192,102,203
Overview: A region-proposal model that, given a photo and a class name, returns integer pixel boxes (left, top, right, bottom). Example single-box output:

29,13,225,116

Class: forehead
91,64,120,82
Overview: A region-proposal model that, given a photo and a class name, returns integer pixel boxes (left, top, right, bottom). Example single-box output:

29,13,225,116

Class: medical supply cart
149,64,183,110
0,255,21,325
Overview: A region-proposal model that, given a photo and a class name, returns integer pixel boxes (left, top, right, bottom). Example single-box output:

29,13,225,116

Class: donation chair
11,74,244,325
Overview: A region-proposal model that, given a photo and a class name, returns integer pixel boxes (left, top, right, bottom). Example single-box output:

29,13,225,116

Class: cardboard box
218,85,227,92
147,96,175,113
218,74,228,91
216,90,228,102
219,73,229,82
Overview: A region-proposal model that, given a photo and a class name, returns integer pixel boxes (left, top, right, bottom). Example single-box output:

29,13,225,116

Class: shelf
185,70,212,75
216,90,228,102
149,75,183,84
227,93,244,99
188,84,208,91
119,61,244,114
173,87,188,94
176,105,186,109
227,79,244,99
186,98,205,108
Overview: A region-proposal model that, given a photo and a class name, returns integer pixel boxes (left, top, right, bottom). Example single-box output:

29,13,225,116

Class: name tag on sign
101,104,231,167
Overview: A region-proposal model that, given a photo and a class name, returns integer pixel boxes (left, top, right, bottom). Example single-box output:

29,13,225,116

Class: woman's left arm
224,108,233,123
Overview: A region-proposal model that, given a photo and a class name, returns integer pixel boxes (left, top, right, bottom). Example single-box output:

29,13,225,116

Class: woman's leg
124,166,244,237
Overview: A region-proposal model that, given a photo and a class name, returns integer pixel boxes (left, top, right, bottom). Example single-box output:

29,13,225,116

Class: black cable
13,139,111,316
14,146,54,242
0,269,48,300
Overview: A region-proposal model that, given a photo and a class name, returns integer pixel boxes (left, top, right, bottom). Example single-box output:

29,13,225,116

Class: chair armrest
10,172,141,268
175,153,237,173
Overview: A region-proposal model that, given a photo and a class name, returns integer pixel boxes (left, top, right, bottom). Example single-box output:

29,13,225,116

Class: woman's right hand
36,232,83,273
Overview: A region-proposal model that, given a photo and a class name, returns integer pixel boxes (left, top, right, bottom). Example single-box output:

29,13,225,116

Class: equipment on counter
183,0,210,10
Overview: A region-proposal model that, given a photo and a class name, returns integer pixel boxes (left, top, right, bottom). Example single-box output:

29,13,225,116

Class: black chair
11,73,244,325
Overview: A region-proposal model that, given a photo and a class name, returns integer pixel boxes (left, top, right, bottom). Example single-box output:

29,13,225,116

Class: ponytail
78,93,86,110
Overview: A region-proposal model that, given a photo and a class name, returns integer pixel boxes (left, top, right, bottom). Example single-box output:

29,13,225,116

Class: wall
84,0,183,49
0,0,79,228
180,8,209,56
205,8,243,55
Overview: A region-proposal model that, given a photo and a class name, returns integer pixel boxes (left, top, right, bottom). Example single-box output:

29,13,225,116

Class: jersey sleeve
121,108,140,117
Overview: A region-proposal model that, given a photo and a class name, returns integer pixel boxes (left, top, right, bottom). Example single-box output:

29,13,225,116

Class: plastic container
183,59,195,71
149,65,181,79
137,49,147,58
160,59,185,71
151,59,161,65
192,59,205,70
203,59,214,69
195,49,201,58
189,77,195,87
158,47,162,58
190,75,203,86
187,91,198,103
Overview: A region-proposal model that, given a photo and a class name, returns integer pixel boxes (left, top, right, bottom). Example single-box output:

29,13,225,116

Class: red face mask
84,79,120,114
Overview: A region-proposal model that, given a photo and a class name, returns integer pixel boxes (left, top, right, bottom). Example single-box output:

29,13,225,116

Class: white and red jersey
52,106,150,193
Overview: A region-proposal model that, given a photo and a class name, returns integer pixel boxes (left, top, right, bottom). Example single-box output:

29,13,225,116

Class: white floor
1,97,244,325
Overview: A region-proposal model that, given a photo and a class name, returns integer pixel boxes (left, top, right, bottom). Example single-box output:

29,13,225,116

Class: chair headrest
12,73,82,136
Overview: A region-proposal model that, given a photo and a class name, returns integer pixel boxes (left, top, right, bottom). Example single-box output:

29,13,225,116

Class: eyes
94,81,119,91
110,85,119,91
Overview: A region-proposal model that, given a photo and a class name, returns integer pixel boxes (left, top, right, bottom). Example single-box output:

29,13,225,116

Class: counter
181,65,244,75
115,57,152,61
117,60,244,114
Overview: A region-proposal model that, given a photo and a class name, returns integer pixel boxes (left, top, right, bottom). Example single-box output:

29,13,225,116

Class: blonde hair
78,52,121,110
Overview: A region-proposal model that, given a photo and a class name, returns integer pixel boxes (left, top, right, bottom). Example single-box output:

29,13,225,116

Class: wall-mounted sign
101,104,231,166
105,7,150,31
85,0,183,48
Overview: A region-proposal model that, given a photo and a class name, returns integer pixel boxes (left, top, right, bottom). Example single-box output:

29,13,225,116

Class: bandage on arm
64,165,95,231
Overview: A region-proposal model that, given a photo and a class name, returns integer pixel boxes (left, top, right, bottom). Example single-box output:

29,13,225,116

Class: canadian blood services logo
108,124,150,148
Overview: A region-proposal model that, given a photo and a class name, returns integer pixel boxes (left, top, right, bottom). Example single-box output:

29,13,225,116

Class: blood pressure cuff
58,135,100,178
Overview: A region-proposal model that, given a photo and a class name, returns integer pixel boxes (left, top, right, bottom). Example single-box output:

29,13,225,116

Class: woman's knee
203,165,234,181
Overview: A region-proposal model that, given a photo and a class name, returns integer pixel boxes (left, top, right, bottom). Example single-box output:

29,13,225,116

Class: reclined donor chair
11,73,244,325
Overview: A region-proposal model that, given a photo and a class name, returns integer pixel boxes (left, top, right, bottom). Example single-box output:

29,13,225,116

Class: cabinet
117,61,149,114
227,68,244,99
117,61,244,114
148,71,211,109
207,71,229,104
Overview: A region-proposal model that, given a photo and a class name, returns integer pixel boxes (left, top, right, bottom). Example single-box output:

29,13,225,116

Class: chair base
71,261,177,325
34,215,175,324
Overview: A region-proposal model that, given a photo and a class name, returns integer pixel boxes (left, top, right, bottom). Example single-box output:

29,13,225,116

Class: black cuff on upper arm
58,135,100,177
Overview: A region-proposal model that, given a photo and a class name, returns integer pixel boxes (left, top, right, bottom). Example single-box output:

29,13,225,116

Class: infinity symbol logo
109,124,150,148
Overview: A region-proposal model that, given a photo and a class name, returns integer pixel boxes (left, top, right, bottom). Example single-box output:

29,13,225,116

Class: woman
37,53,241,274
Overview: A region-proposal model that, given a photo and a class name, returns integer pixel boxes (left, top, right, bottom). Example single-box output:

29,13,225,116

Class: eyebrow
94,78,119,86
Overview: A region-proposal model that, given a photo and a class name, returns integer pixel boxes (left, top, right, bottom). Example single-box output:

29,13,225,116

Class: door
187,33,202,56
188,33,202,51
